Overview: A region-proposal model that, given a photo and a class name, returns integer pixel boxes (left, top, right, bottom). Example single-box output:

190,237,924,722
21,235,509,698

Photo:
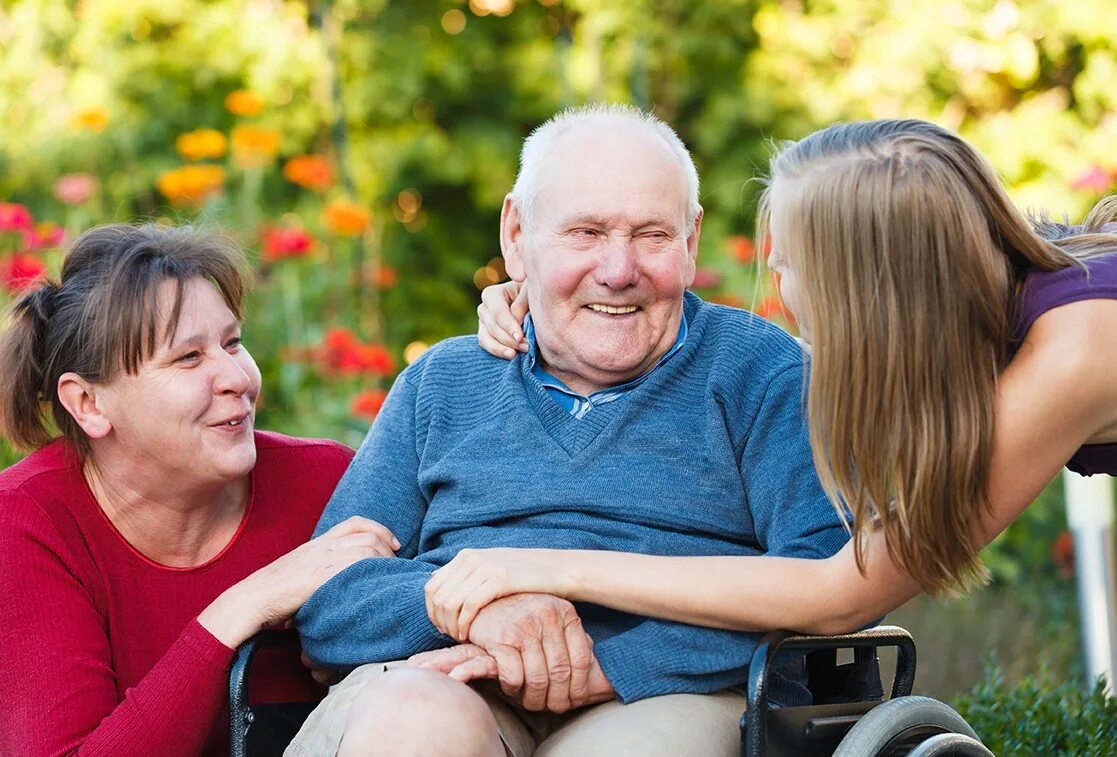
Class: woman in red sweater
0,224,397,756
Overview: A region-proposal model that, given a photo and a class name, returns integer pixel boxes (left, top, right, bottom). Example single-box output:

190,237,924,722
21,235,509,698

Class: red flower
1052,531,1075,578
262,226,315,261
351,389,388,420
24,222,65,250
0,203,34,233
726,235,755,264
1,253,47,293
691,267,721,289
316,328,396,377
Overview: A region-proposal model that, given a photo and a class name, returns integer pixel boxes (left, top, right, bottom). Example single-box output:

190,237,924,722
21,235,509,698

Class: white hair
508,103,701,234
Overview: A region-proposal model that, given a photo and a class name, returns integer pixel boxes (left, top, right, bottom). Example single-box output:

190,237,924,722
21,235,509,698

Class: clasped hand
410,593,613,713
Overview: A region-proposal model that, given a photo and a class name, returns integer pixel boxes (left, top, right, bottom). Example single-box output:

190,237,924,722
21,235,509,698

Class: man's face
501,122,700,395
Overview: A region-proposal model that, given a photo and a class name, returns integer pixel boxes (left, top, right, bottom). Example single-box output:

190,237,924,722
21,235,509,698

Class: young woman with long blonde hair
429,118,1117,641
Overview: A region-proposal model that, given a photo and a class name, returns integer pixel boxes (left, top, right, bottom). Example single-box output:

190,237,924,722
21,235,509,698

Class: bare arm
428,299,1117,637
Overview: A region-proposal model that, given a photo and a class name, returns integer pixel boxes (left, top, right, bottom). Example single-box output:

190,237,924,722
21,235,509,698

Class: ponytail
0,283,60,449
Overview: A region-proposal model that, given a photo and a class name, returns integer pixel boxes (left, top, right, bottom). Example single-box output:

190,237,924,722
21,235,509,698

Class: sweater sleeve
0,492,235,757
739,362,850,559
592,362,850,704
296,371,454,666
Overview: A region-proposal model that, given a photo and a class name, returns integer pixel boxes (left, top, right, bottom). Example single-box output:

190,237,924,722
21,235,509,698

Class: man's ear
683,208,704,287
57,372,112,440
500,196,527,283
686,208,704,262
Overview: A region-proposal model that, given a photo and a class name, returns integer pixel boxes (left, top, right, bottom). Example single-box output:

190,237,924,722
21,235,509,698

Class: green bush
952,663,1117,756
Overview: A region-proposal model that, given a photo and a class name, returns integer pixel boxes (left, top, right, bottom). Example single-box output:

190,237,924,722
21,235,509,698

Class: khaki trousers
284,660,746,757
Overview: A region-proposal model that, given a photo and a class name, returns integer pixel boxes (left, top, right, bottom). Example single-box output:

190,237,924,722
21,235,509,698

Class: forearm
297,558,454,666
557,536,919,635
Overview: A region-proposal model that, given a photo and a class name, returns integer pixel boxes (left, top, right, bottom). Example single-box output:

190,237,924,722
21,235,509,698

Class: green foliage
953,663,1117,756
1,0,1115,468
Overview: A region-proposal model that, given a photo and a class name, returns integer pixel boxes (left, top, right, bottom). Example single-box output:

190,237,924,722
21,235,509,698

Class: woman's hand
477,280,529,358
424,548,569,641
199,516,399,648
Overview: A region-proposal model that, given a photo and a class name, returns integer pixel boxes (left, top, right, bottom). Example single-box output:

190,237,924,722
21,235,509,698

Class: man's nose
594,236,640,289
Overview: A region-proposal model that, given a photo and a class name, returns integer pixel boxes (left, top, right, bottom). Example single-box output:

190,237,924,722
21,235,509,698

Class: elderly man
287,105,848,757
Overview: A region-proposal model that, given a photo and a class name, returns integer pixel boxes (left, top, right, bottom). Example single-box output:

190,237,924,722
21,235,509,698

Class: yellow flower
231,125,281,169
225,89,265,117
70,106,109,133
156,165,226,206
176,129,228,161
323,199,371,237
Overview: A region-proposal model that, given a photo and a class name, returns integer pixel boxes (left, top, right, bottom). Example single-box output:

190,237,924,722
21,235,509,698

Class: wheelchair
230,625,992,757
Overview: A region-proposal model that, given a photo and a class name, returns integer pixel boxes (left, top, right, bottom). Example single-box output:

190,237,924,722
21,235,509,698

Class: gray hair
509,103,701,234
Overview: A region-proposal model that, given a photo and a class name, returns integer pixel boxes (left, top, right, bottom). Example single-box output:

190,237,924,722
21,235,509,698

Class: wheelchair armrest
742,625,916,757
229,630,303,757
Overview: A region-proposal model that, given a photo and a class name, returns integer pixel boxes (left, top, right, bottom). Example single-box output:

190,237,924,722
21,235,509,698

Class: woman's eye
225,337,243,351
177,351,201,363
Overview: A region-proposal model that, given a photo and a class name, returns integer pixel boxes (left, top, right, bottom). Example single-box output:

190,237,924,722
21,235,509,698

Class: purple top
1013,250,1117,476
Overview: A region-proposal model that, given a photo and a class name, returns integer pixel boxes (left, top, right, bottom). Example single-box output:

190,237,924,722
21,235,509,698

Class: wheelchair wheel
831,696,990,757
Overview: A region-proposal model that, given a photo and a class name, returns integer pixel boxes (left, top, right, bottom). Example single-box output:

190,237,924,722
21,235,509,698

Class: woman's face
94,277,261,487
767,185,810,344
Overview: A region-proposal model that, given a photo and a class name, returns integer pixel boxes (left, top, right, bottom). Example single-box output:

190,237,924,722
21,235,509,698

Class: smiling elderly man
286,105,848,757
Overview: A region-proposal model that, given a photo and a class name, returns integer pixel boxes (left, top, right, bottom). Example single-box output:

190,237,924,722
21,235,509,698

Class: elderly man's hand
435,593,612,712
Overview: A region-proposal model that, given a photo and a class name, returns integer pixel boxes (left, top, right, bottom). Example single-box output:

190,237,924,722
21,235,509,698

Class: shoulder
253,431,354,484
1016,252,1117,341
687,294,808,389
397,335,514,402
0,446,90,576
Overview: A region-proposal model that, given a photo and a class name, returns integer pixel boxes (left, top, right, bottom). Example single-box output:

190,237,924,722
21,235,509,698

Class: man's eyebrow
558,214,609,227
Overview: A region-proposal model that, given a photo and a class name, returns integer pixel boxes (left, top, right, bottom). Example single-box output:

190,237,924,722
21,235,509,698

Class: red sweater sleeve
0,492,235,757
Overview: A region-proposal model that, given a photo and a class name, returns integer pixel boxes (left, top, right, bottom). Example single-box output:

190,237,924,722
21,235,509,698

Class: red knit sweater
0,431,353,756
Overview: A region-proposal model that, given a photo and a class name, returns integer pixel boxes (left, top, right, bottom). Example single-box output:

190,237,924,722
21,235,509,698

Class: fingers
477,303,521,359
479,282,528,355
326,516,401,552
540,615,573,713
407,644,486,673
565,625,593,709
518,635,550,711
488,644,525,701
510,282,530,324
448,653,499,683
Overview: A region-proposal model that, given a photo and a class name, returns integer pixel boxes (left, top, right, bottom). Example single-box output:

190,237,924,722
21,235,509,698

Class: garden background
2,0,1116,748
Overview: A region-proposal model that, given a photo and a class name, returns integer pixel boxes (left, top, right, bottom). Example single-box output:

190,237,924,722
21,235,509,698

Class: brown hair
0,224,248,459
758,119,1117,595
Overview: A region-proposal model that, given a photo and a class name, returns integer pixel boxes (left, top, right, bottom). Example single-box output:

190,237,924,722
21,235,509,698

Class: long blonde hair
759,119,1117,595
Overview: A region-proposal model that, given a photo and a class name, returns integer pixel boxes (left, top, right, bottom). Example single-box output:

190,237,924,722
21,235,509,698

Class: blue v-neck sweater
297,292,849,704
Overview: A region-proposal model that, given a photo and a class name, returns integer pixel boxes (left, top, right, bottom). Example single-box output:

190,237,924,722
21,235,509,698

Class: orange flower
324,199,371,237
351,389,388,420
231,125,281,169
1,253,47,293
374,264,398,289
753,296,795,326
156,165,226,206
283,155,334,191
225,89,265,117
176,129,228,161
70,106,109,132
726,235,755,264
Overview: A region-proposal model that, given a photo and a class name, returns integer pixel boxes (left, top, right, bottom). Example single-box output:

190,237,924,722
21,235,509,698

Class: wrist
198,584,264,649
